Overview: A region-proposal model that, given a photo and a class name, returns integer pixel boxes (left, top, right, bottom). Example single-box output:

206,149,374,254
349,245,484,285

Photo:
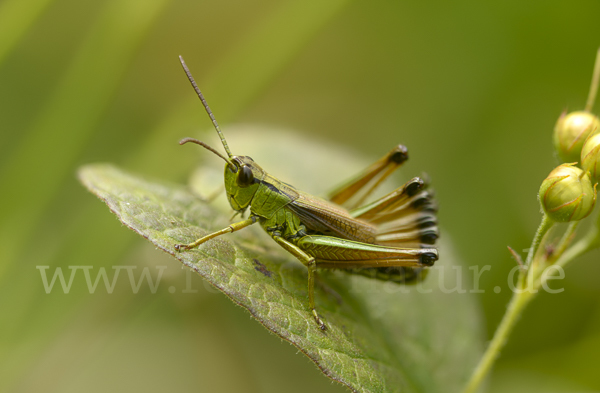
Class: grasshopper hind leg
347,266,429,284
327,145,409,209
325,144,439,249
350,176,439,248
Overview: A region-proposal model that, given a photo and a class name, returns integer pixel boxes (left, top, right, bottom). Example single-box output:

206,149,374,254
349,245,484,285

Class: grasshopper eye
237,165,254,187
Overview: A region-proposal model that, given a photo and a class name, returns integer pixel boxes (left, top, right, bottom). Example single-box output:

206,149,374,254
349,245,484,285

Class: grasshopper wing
288,191,378,244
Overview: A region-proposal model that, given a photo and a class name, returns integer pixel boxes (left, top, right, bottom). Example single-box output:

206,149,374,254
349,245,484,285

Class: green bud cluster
543,52,600,222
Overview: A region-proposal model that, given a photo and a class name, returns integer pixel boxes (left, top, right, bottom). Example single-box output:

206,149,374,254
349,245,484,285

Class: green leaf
78,132,483,393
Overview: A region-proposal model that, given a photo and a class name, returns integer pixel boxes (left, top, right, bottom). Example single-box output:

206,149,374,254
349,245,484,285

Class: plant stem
461,288,533,393
524,214,554,268
555,224,599,269
462,211,600,393
585,47,600,112
551,221,579,262
461,215,554,393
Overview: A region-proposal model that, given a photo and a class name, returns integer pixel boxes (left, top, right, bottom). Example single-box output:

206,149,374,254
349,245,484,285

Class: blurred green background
2,0,600,392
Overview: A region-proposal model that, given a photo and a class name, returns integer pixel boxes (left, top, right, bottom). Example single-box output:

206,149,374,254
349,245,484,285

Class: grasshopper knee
419,251,438,266
405,177,425,197
389,145,409,164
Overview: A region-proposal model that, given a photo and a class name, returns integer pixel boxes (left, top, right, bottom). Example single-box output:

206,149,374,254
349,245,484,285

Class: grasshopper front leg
175,216,258,251
270,235,327,331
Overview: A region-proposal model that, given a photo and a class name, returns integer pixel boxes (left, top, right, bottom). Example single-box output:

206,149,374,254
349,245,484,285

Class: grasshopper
175,56,438,330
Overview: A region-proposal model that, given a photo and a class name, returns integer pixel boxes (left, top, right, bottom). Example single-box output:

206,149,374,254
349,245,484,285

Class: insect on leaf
78,129,483,393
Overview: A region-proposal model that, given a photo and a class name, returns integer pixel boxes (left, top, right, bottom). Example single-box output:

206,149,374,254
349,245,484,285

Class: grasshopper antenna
179,55,234,160
179,137,232,165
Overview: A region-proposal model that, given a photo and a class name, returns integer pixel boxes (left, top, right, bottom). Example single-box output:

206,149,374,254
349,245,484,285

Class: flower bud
581,133,600,182
539,163,596,222
553,111,600,163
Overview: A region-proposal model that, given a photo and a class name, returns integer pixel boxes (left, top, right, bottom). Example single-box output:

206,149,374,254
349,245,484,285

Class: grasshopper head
224,156,264,212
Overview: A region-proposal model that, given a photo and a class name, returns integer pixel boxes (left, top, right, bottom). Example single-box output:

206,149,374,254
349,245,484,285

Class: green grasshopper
175,56,438,330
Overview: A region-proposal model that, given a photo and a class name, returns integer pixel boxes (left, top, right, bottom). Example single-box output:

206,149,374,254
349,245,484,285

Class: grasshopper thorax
224,156,265,212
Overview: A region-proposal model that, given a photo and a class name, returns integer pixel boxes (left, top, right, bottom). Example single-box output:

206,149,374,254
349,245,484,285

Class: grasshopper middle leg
271,235,327,331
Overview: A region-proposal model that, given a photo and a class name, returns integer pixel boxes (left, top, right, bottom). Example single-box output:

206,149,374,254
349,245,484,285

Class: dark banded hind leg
326,145,409,209
347,266,429,284
348,178,438,247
